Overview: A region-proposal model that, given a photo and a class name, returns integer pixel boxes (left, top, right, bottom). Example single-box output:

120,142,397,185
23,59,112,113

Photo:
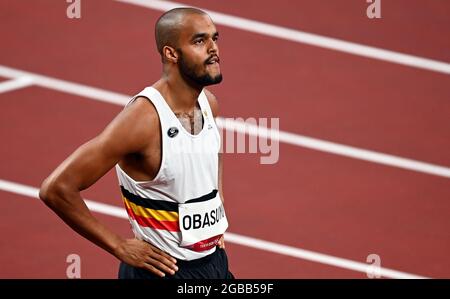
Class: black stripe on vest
120,186,178,212
121,186,218,209
185,189,218,204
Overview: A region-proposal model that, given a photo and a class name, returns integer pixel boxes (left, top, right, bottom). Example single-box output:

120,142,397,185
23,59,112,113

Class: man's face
176,14,222,87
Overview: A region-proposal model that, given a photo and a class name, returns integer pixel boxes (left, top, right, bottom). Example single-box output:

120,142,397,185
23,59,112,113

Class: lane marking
0,66,126,106
0,76,34,93
0,64,449,178
217,118,450,178
0,178,428,279
116,0,450,75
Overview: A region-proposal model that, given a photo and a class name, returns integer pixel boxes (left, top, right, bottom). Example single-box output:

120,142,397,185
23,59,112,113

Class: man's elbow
39,177,65,208
39,178,53,205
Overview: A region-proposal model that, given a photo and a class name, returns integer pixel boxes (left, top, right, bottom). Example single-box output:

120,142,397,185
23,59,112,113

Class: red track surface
0,0,449,278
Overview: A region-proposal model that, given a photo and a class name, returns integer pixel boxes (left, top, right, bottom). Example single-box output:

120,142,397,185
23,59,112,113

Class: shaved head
154,7,222,87
155,7,207,57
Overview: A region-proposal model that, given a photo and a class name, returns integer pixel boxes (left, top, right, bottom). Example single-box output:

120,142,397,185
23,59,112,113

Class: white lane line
116,0,450,75
224,233,427,279
0,64,448,179
0,66,126,105
0,76,34,93
218,119,450,178
0,178,428,279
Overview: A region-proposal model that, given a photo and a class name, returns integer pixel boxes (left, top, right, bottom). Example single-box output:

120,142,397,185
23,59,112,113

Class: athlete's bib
178,194,228,252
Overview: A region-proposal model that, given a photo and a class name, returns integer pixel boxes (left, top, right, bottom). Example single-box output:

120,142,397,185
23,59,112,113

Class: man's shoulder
125,96,159,120
113,96,160,138
204,89,219,117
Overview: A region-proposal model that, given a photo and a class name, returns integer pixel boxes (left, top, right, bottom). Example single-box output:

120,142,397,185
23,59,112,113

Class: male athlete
39,7,233,279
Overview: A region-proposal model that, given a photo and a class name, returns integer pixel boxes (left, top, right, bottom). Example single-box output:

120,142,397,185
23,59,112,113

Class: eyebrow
191,32,219,40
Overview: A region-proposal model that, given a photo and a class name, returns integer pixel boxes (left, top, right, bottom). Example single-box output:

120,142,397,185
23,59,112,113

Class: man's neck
153,74,202,113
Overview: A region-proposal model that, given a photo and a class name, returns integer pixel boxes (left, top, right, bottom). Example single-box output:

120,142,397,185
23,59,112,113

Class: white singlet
115,86,228,261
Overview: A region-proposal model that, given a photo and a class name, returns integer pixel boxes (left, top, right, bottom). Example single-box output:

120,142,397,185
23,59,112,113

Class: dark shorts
118,248,235,279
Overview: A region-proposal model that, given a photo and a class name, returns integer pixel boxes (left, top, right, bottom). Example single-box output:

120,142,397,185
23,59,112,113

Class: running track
0,0,449,278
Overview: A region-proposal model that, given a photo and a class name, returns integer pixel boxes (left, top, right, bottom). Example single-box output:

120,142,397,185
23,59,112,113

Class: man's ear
163,46,178,63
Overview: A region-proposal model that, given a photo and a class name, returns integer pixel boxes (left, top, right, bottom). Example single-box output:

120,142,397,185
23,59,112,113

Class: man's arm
39,97,178,277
